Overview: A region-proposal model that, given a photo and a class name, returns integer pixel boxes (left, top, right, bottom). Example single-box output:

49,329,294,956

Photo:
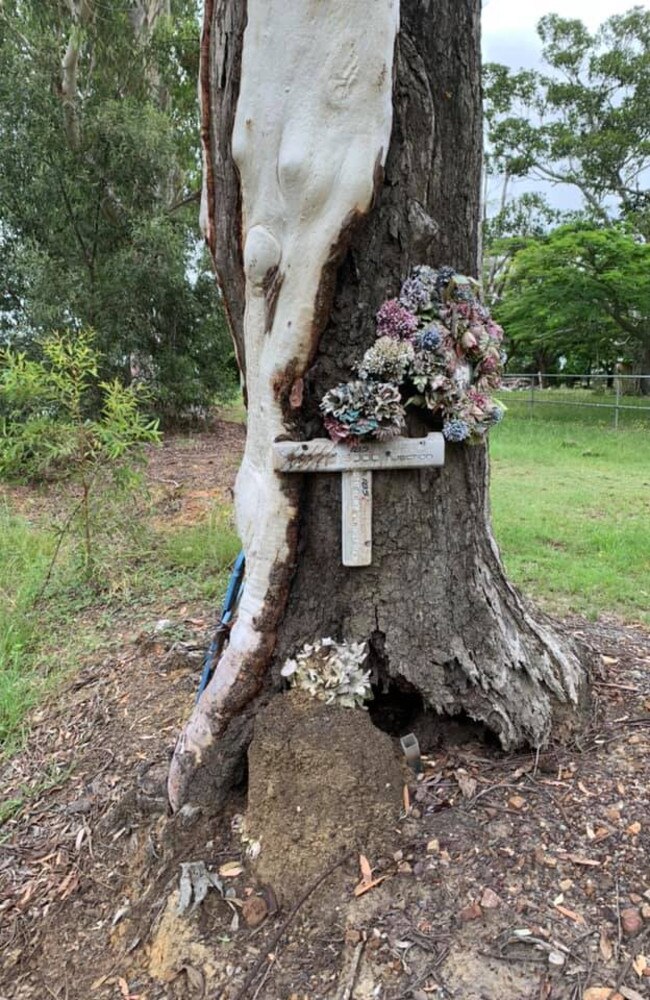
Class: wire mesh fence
498,373,650,429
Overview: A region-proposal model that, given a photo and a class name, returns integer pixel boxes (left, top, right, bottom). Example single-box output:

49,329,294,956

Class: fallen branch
337,941,365,1000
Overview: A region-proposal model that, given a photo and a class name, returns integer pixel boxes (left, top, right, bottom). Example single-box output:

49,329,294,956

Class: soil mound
246,690,404,902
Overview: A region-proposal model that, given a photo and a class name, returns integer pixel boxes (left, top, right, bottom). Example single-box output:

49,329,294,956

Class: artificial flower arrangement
280,638,371,709
321,265,506,444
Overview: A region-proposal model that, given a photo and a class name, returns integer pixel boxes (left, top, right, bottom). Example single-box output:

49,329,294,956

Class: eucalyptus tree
484,7,650,234
0,0,234,418
169,0,591,810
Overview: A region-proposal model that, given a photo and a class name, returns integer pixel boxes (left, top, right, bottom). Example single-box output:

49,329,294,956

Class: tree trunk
169,0,591,811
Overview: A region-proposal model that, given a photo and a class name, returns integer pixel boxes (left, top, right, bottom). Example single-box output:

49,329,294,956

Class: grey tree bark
169,0,591,811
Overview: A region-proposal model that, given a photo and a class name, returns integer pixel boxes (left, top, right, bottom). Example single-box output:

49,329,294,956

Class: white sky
482,0,638,212
483,0,640,67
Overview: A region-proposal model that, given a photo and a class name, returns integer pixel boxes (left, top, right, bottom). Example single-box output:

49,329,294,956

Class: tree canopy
496,225,650,374
0,0,236,421
484,7,650,376
484,6,650,232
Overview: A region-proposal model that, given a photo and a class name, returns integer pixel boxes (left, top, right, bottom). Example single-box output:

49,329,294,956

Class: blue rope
196,551,246,701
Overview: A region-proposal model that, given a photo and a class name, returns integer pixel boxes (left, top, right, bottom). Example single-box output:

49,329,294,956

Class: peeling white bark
169,0,399,805
61,1,93,149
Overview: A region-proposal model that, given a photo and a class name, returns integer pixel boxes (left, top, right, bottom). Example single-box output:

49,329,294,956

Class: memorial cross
273,433,445,567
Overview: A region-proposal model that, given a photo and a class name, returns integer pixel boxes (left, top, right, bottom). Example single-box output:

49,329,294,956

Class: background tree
169,0,591,811
0,0,236,420
482,191,562,306
483,8,650,235
497,224,650,382
0,330,160,580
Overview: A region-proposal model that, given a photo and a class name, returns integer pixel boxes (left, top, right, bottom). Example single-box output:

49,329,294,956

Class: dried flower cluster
321,379,405,443
320,265,505,444
280,638,372,709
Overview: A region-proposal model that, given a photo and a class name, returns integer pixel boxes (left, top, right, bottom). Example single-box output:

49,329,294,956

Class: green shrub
0,331,161,581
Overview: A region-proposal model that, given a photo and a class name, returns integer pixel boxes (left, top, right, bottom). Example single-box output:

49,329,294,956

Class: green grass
1,398,648,759
0,510,59,746
490,415,650,623
157,507,240,597
0,499,240,759
496,387,650,430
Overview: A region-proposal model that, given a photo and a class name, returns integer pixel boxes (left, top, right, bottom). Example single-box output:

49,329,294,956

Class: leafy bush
0,331,161,580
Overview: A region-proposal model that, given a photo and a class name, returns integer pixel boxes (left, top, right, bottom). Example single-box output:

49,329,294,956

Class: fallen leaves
599,926,614,962
242,896,268,928
480,887,501,909
455,769,477,799
218,861,243,878
117,977,142,1000
621,907,643,936
353,854,390,898
508,794,526,811
359,854,372,884
459,901,482,922
57,868,79,900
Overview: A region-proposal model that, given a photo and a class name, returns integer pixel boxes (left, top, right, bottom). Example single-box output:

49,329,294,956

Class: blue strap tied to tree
196,551,246,701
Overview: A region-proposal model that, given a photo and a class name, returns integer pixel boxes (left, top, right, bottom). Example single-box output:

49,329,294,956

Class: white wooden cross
273,433,445,566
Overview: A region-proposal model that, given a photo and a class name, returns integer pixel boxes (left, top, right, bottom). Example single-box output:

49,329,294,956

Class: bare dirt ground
1,424,650,1000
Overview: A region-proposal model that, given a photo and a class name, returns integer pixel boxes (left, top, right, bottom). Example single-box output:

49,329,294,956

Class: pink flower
487,320,503,342
323,415,350,443
376,299,418,340
478,354,499,373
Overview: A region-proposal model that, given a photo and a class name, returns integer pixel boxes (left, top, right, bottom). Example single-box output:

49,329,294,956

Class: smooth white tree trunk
169,0,399,808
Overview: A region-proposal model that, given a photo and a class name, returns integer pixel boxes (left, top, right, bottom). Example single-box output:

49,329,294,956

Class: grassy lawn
496,386,650,430
490,402,650,624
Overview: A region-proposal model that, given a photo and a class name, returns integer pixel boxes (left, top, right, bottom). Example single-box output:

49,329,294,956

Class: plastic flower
358,336,414,382
320,261,505,446
321,379,405,443
442,418,471,442
323,415,352,442
376,299,418,340
414,324,444,352
434,265,456,300
281,638,371,709
488,402,505,424
400,277,431,312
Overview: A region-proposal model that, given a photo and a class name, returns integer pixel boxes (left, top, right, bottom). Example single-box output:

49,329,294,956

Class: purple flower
399,276,432,312
435,266,456,299
376,299,418,340
323,415,351,442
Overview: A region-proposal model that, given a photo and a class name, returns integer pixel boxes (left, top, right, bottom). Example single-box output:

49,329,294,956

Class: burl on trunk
169,0,590,811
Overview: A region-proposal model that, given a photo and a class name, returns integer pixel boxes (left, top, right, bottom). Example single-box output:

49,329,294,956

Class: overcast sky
482,0,637,212
483,0,638,68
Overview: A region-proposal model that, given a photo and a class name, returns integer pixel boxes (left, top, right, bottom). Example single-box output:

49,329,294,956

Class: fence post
614,379,621,430
529,375,535,418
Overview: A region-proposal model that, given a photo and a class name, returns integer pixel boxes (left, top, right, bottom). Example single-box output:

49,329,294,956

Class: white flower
280,638,372,708
280,659,298,678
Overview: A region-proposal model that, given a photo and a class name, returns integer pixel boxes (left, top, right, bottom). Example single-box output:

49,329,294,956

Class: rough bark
169,0,591,811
